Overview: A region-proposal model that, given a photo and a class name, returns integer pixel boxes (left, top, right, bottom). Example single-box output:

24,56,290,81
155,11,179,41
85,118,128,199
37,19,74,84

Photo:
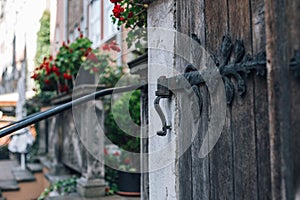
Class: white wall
148,0,177,199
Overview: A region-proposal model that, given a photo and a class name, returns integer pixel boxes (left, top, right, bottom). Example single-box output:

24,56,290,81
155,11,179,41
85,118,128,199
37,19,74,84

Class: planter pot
41,83,57,91
117,171,141,196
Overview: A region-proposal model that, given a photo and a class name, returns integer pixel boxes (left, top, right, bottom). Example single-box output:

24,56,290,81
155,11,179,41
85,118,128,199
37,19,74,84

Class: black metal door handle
154,76,172,136
154,96,171,136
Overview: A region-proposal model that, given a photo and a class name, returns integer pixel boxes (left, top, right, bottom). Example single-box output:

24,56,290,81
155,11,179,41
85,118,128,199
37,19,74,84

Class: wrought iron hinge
154,34,267,136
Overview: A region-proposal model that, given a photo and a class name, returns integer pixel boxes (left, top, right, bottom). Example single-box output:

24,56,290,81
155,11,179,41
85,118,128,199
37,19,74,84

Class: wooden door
175,0,300,199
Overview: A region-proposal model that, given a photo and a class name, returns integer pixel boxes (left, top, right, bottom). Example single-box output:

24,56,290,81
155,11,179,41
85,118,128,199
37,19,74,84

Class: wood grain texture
251,0,272,199
190,1,210,200
264,0,293,199
176,2,192,200
286,0,300,197
228,1,258,199
204,1,235,200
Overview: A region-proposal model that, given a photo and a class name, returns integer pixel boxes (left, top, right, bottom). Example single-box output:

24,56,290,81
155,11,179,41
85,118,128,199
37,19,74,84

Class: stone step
26,163,43,173
11,167,35,182
0,180,19,191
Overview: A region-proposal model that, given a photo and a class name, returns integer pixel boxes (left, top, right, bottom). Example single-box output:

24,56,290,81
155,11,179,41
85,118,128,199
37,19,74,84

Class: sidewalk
0,159,140,200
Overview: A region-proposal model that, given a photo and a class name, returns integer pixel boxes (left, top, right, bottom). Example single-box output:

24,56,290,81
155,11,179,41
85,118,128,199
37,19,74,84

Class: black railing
0,84,146,138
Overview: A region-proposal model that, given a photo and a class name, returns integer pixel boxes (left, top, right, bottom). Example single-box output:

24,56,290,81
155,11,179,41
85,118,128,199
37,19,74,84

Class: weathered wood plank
264,0,294,199
251,0,272,199
176,2,193,200
190,1,210,200
228,1,258,199
287,0,300,197
191,87,210,200
205,0,228,56
204,1,235,200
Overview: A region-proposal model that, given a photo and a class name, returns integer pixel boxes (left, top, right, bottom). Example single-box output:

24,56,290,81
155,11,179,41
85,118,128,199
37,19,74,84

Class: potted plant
109,0,148,54
117,150,141,196
104,148,141,196
104,90,141,196
31,28,122,97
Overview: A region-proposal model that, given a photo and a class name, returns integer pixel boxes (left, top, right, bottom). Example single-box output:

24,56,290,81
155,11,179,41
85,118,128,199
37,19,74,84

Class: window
89,0,101,48
103,0,118,40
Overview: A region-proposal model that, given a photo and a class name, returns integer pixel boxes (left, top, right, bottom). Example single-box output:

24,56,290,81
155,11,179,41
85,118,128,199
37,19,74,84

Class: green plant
38,176,77,200
31,29,118,94
110,0,147,54
110,0,147,29
35,10,50,66
104,90,141,153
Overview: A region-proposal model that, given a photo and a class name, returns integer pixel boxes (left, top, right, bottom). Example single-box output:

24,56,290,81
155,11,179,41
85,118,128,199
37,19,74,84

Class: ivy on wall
35,10,50,66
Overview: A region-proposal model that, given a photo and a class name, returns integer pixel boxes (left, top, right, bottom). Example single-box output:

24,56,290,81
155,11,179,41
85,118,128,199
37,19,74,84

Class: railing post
76,100,106,197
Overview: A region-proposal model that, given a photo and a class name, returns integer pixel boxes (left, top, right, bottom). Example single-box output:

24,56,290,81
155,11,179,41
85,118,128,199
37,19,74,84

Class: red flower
45,65,52,75
63,73,72,80
102,43,110,51
80,33,83,38
77,27,81,32
84,47,93,56
119,17,125,21
124,158,130,164
113,4,124,18
110,0,122,3
52,65,59,73
59,84,69,93
114,152,120,156
30,73,39,80
49,55,53,61
67,39,70,44
91,67,99,73
105,186,110,194
110,43,121,52
69,49,73,53
54,71,61,76
43,57,47,62
44,79,50,85
87,53,98,62
128,12,133,18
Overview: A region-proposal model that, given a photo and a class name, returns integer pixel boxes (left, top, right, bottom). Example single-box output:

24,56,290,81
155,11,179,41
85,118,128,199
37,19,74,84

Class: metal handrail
0,84,146,138
0,112,40,130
